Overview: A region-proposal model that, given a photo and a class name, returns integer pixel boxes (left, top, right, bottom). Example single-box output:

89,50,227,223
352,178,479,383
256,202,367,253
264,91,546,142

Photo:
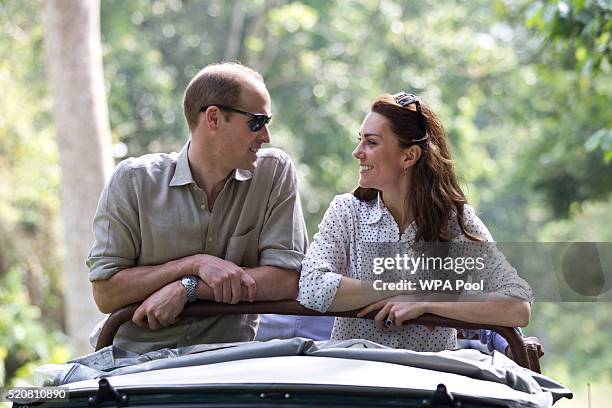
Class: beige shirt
87,143,307,353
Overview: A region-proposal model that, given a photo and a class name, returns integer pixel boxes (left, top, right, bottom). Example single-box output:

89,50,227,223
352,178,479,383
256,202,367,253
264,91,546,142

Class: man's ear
202,106,221,132
403,145,422,168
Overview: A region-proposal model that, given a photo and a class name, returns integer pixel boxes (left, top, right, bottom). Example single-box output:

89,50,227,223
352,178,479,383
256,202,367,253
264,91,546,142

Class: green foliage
101,0,185,154
537,196,612,241
0,0,70,388
525,0,611,76
585,127,612,163
505,68,612,220
0,267,70,387
527,302,612,384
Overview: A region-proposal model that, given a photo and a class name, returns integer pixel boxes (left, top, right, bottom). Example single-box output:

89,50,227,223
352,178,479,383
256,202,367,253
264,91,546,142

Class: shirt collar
366,192,385,224
169,142,194,187
369,193,417,240
169,142,254,187
233,168,253,181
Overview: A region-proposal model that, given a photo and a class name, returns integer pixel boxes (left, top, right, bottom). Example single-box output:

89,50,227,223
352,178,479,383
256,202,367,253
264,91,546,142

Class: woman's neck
381,184,413,234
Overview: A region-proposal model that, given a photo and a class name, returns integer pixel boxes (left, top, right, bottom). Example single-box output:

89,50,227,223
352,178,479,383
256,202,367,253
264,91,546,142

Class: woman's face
353,111,408,192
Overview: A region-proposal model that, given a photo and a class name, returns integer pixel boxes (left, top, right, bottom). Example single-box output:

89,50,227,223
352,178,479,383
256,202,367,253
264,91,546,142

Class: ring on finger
385,312,395,328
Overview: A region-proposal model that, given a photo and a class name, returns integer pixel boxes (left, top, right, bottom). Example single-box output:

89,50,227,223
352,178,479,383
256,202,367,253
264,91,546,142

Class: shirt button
200,204,206,210
186,335,191,340
208,237,213,242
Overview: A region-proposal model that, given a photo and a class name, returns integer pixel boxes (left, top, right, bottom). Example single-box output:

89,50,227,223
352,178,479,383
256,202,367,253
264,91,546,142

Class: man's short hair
183,62,265,130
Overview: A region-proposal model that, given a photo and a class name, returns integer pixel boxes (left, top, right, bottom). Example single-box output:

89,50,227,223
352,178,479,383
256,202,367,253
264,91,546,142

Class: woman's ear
403,145,422,168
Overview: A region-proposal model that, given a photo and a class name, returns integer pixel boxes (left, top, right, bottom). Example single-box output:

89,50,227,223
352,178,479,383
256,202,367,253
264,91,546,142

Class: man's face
217,80,271,171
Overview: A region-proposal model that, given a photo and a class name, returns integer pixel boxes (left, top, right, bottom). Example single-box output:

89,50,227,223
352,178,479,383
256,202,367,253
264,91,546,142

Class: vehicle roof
36,338,571,408
65,356,553,407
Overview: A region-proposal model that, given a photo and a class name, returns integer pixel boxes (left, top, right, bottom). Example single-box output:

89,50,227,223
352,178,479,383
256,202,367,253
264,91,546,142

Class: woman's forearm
327,276,404,312
424,295,531,327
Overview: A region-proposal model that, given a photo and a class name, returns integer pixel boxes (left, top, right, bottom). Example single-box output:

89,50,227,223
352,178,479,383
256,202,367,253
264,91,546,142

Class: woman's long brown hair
353,94,482,242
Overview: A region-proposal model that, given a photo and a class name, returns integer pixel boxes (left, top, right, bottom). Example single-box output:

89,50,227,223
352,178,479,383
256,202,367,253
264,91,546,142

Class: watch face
182,276,196,287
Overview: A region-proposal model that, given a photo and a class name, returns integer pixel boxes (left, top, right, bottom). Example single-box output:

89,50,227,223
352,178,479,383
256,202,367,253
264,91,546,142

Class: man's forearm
244,266,299,300
193,266,298,301
92,256,195,313
95,258,299,313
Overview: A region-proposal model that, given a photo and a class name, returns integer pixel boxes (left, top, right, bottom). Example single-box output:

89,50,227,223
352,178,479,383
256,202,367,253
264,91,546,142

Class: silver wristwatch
181,275,198,303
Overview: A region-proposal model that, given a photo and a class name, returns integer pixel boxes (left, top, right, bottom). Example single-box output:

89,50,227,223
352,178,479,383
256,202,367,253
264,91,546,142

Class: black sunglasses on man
200,105,272,132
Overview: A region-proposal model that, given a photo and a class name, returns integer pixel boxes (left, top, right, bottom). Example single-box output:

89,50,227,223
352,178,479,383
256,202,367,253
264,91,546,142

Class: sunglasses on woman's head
200,105,272,132
392,92,427,138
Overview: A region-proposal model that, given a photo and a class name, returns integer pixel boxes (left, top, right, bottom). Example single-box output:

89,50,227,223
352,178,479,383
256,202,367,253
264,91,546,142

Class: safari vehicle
20,301,571,407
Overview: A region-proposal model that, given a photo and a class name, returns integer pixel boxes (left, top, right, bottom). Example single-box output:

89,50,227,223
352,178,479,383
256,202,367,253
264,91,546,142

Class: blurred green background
0,0,610,406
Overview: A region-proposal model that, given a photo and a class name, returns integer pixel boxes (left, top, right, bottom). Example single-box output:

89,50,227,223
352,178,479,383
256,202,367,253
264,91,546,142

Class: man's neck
188,141,232,209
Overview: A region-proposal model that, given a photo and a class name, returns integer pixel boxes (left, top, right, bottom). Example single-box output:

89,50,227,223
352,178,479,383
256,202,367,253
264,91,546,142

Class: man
87,62,308,354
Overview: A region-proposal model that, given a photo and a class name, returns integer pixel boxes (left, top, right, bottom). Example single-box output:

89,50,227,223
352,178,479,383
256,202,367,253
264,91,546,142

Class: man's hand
191,254,256,304
133,281,186,330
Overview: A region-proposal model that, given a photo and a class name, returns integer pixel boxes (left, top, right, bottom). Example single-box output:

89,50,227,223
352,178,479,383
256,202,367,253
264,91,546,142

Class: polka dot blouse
298,193,533,352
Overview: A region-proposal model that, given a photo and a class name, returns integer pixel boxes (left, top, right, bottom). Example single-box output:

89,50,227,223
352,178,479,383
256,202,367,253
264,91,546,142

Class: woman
298,92,532,352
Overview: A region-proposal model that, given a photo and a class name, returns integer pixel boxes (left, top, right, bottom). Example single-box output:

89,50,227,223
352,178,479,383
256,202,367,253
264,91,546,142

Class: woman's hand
357,295,429,330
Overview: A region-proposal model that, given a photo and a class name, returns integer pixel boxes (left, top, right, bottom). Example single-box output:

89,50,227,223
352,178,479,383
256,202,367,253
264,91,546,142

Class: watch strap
182,275,197,303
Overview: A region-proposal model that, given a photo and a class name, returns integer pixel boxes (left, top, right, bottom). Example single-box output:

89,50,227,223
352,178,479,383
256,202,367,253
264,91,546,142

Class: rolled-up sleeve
476,245,534,302
458,206,534,302
298,196,349,312
258,156,308,271
86,161,141,281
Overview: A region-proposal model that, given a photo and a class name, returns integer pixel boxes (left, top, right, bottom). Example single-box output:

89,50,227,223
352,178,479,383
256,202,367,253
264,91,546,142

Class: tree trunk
43,0,112,356
224,0,246,61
